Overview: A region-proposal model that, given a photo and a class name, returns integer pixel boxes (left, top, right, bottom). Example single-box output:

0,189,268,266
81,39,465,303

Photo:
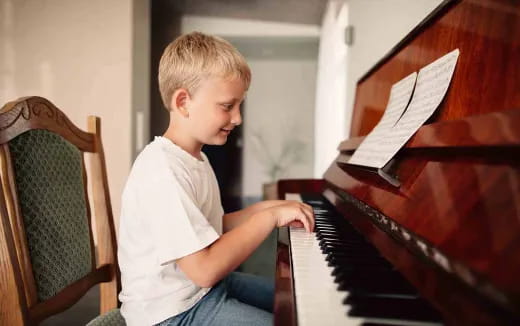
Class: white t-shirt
118,136,224,326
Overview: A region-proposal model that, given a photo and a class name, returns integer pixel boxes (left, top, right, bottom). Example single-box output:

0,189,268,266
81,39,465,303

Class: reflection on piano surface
273,0,520,325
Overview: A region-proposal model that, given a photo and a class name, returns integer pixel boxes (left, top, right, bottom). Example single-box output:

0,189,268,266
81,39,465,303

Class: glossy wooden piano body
274,0,520,325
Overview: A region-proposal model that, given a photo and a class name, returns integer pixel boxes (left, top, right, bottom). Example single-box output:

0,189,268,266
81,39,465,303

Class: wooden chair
0,97,125,325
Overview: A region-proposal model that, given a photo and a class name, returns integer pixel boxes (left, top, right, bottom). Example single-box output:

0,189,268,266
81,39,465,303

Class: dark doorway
150,0,181,136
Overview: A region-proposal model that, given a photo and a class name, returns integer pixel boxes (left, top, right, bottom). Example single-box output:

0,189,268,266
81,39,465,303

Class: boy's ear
170,88,190,117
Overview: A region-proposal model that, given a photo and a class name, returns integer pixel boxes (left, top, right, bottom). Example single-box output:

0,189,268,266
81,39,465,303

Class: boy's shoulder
129,137,191,182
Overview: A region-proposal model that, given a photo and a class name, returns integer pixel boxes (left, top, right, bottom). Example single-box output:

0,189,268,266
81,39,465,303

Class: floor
41,228,277,325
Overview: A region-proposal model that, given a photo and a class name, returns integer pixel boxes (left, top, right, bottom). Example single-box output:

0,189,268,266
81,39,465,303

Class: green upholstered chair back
9,129,93,301
0,97,122,325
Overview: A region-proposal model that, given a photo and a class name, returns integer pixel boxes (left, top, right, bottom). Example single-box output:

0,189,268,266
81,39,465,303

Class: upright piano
273,0,520,325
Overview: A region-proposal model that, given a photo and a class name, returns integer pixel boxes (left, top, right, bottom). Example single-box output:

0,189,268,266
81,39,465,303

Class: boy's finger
300,206,314,232
299,214,311,233
303,204,314,220
304,213,313,233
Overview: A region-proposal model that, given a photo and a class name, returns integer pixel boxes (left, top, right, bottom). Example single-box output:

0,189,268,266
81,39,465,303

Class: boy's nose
231,109,242,126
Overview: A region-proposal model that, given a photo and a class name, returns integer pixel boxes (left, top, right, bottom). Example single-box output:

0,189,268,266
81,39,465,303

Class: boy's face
185,75,246,146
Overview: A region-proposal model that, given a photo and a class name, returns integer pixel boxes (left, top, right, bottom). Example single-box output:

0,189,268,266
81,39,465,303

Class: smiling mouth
220,128,232,132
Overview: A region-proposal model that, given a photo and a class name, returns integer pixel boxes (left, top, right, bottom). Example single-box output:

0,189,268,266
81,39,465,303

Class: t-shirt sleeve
138,171,220,266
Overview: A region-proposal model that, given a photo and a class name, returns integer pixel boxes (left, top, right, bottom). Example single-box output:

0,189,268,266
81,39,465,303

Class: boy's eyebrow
220,97,245,103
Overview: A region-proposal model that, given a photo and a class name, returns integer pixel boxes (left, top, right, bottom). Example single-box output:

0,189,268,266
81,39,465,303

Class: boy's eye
221,104,233,110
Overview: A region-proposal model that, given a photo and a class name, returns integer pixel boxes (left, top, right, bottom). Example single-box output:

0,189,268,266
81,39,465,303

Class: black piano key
317,232,346,239
316,226,342,232
360,323,437,326
332,266,418,294
326,252,388,264
314,216,336,221
319,241,368,251
331,264,392,276
319,238,347,245
338,277,418,296
344,293,424,305
316,227,342,233
326,255,385,267
333,268,404,282
359,324,433,326
316,228,343,234
315,224,332,229
317,234,342,241
320,241,368,251
347,296,443,322
360,324,401,326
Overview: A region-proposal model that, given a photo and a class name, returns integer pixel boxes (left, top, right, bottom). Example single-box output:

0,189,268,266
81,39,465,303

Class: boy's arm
222,200,287,232
176,201,314,288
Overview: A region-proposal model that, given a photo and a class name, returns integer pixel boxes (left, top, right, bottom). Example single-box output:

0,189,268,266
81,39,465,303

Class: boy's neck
163,127,204,161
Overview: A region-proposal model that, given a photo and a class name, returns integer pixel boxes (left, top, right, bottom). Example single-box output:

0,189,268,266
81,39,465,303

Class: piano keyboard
286,193,443,326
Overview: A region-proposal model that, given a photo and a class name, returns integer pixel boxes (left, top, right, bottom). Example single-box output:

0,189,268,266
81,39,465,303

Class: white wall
313,0,349,177
182,16,319,198
243,58,317,197
346,0,443,133
132,0,151,158
182,15,320,37
0,0,150,227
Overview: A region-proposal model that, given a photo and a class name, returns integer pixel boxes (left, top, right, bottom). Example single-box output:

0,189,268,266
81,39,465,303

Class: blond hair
158,32,251,111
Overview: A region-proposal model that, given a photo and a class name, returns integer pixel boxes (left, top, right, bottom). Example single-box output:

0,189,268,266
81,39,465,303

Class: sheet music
349,49,460,169
348,72,417,167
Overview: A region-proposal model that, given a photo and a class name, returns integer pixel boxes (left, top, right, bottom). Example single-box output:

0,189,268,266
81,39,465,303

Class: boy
118,32,314,326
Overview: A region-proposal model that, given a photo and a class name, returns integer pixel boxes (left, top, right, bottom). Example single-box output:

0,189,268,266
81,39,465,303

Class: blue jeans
156,272,274,326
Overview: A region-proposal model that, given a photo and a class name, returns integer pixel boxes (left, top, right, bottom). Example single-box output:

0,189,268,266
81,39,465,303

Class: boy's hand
269,201,315,233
